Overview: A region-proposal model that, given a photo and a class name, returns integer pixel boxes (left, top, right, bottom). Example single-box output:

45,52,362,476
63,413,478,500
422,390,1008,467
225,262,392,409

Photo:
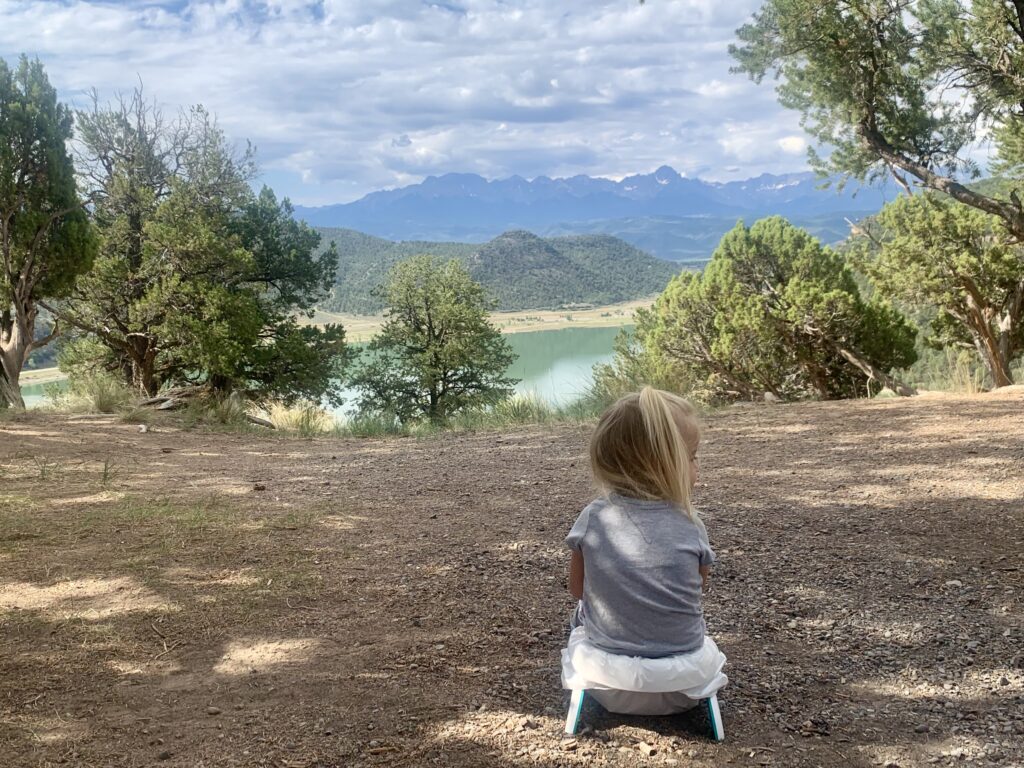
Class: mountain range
318,228,678,314
296,166,899,262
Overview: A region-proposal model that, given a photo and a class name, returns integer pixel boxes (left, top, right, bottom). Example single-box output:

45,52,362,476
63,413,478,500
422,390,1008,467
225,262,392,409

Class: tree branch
858,120,1024,238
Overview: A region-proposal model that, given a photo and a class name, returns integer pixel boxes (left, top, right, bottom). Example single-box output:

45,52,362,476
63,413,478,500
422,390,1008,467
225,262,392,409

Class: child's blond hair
589,387,700,514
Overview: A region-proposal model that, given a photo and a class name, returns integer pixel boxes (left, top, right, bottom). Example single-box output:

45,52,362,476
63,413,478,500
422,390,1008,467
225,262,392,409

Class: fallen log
246,414,276,429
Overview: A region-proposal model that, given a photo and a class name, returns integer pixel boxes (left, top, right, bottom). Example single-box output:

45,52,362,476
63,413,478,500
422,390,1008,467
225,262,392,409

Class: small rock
561,739,578,751
157,751,173,761
915,723,930,734
945,580,963,588
138,425,149,434
638,741,657,757
206,706,221,716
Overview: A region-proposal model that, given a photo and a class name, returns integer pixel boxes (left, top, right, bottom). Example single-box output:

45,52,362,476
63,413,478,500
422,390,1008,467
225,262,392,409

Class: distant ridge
296,167,900,260
318,228,679,314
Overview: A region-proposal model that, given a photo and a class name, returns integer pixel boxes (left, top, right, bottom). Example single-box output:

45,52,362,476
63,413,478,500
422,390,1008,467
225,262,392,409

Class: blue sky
0,0,809,205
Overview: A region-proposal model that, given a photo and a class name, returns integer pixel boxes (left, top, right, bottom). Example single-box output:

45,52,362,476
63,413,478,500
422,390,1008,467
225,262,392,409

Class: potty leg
564,689,585,735
704,694,724,742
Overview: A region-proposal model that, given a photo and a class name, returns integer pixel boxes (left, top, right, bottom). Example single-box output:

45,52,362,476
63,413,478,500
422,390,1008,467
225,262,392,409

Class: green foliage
590,317,695,406
602,218,918,403
351,256,519,423
853,193,1024,387
319,228,678,314
0,56,95,408
731,0,1024,238
62,91,351,405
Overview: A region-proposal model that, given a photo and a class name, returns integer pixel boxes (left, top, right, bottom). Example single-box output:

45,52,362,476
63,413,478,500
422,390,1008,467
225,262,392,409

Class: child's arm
699,563,711,591
565,504,591,600
694,513,713,591
568,550,585,599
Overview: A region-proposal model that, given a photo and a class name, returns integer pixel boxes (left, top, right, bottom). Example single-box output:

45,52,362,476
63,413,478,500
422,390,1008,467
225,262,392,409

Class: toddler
561,387,727,717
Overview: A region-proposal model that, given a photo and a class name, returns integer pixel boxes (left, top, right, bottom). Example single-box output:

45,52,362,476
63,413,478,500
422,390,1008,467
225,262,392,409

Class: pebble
206,707,221,716
638,741,657,756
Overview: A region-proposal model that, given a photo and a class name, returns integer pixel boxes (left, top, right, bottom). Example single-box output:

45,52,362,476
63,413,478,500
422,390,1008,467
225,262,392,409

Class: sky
0,0,809,206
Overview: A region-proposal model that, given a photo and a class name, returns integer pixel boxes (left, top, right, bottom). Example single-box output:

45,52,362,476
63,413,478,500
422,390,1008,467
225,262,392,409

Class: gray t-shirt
565,494,716,657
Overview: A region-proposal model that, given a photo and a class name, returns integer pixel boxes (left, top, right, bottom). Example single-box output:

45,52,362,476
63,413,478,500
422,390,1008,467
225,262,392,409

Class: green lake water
503,326,624,404
22,380,59,409
20,325,626,411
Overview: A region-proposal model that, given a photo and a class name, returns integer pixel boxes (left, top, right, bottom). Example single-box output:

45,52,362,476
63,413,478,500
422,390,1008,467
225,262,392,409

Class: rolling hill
318,228,679,314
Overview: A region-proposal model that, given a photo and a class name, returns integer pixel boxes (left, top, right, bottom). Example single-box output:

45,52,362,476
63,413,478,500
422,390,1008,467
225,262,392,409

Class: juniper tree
855,194,1024,387
610,218,918,403
0,56,94,408
731,0,1024,240
352,256,518,423
56,90,349,404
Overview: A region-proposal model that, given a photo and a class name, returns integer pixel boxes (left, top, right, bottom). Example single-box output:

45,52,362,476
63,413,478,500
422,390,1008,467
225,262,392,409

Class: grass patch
908,347,1024,393
0,505,48,550
266,402,335,436
331,412,408,438
74,495,241,536
326,393,604,439
47,373,135,414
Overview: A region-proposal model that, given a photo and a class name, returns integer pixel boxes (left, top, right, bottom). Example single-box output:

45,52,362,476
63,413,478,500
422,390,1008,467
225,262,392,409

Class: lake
504,325,623,404
20,325,626,412
22,381,56,409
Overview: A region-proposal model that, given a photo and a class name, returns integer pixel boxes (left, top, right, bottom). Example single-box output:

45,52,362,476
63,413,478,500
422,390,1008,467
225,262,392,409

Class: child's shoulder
582,497,611,515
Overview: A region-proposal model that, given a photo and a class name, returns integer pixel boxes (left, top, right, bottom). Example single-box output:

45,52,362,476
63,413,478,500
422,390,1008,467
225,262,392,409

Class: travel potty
560,625,728,740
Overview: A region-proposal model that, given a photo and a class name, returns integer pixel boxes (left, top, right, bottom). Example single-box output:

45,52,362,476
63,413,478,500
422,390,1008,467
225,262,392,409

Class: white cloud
778,135,808,155
0,0,811,204
696,79,743,99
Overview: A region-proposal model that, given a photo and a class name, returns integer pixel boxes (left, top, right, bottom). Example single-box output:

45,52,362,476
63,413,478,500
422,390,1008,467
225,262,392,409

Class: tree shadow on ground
1,397,1022,767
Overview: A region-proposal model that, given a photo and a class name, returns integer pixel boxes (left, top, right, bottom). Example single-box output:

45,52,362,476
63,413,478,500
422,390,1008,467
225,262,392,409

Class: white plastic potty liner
561,626,728,716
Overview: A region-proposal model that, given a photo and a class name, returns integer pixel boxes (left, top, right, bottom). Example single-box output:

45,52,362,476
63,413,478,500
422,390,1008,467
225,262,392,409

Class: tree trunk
126,335,160,396
0,310,30,409
975,335,1014,388
836,346,918,397
0,367,25,409
961,281,1016,388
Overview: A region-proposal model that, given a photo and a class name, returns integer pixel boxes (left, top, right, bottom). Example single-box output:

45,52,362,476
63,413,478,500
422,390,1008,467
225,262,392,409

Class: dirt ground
1,393,1022,768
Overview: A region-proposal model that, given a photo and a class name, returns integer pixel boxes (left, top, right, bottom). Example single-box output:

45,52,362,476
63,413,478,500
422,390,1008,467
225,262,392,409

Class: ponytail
590,387,700,514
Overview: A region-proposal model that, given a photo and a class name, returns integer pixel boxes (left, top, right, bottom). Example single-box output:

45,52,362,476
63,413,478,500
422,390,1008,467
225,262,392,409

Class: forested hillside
319,228,679,313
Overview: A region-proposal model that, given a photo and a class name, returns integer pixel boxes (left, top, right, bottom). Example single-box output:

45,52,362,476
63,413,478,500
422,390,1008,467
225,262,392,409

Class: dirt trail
1,393,1022,768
